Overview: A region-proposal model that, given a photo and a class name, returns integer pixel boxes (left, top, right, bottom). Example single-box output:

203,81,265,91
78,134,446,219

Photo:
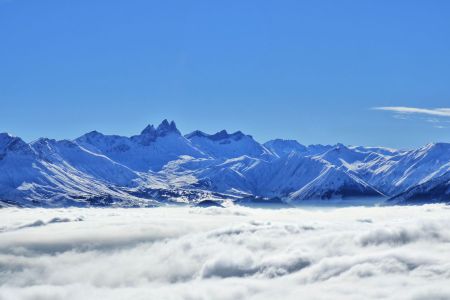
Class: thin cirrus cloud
372,106,450,117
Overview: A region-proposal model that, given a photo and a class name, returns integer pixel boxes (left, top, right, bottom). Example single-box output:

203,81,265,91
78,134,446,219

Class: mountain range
1,120,449,207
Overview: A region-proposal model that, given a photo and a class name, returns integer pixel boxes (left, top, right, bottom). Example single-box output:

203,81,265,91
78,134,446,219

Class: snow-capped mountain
76,120,205,171
0,133,148,207
185,152,384,201
353,143,450,195
0,121,449,207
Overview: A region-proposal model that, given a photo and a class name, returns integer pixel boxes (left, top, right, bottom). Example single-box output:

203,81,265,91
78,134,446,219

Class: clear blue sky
1,0,450,148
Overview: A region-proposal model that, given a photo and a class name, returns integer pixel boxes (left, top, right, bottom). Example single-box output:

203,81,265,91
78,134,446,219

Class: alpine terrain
1,120,449,207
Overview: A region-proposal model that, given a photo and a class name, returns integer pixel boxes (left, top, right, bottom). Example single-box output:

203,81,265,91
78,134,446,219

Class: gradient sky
1,0,450,148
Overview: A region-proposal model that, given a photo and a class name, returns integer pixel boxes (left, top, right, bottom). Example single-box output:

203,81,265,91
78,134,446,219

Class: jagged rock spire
156,119,180,136
140,120,181,140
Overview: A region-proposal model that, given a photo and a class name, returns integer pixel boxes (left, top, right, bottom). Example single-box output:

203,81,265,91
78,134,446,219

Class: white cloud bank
373,106,450,117
1,205,450,300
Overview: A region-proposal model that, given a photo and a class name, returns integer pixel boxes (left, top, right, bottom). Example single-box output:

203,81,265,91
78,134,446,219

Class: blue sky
1,0,450,148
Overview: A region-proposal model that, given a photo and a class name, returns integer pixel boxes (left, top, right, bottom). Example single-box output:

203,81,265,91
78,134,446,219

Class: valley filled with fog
1,205,450,300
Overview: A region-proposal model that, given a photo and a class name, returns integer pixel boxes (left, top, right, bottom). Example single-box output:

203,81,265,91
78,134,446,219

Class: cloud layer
1,206,450,300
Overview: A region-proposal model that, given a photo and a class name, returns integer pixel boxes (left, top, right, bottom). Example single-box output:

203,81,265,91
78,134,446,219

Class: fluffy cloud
1,205,450,300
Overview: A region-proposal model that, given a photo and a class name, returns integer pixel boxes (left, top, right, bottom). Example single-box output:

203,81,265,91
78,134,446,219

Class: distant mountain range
1,120,449,207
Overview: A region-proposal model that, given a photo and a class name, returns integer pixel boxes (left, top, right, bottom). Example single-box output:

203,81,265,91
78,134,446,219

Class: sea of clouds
1,205,450,300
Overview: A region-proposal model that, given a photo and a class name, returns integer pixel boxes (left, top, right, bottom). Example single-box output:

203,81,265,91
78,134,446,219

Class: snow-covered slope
389,171,450,204
314,144,378,168
31,138,138,185
348,145,403,156
1,121,449,207
289,166,383,201
250,153,332,197
192,155,263,196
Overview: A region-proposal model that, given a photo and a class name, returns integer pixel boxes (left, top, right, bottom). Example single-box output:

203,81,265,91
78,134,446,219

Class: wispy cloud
373,106,450,117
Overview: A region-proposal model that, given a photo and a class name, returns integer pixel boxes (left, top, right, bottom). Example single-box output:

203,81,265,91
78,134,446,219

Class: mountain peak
0,133,15,150
0,132,13,138
156,119,180,135
141,125,156,135
140,120,181,138
334,143,348,150
210,130,230,140
82,130,105,140
209,130,247,141
0,132,14,145
0,133,33,155
185,130,208,139
264,139,307,157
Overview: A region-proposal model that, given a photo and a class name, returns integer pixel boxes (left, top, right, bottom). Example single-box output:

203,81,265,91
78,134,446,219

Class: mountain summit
141,119,180,137
138,120,181,145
